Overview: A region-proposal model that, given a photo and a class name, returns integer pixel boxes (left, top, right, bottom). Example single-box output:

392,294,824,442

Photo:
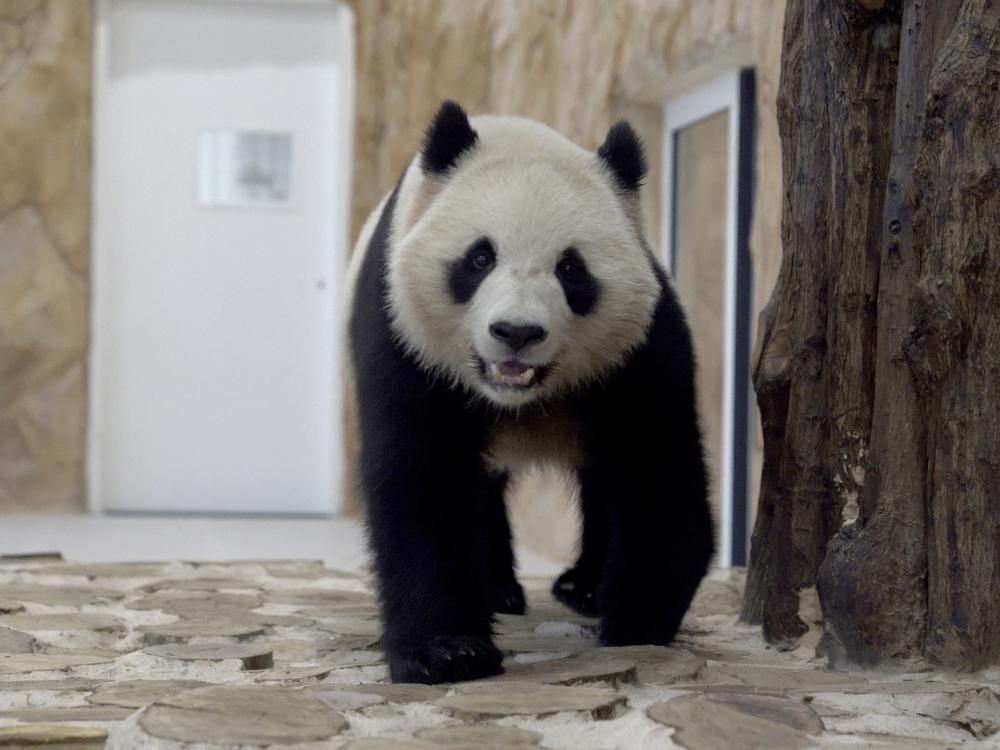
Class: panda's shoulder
345,191,393,304
634,270,698,380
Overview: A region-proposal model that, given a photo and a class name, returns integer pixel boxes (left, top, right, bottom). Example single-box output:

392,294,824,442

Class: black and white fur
348,101,713,684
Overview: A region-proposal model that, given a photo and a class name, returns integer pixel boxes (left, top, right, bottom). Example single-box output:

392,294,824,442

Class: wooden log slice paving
317,634,382,651
143,577,260,592
0,706,134,722
647,692,825,750
126,591,263,611
262,588,372,607
156,598,312,627
144,643,274,670
86,679,209,708
593,646,705,684
304,687,387,711
138,685,348,745
690,663,867,693
254,664,334,682
0,724,107,748
340,741,435,750
414,724,543,745
491,652,638,687
260,560,337,578
435,681,625,720
138,620,267,645
335,683,446,704
0,626,35,654
0,585,124,607
324,650,385,669
0,653,115,675
297,603,380,618
0,614,125,633
495,634,596,654
343,740,542,750
315,618,382,637
0,678,98,692
36,562,166,578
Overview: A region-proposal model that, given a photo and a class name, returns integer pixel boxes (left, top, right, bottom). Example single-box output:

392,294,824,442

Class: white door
90,0,354,514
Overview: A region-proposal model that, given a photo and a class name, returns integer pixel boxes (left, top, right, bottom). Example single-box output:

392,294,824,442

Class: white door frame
88,0,355,514
661,69,755,567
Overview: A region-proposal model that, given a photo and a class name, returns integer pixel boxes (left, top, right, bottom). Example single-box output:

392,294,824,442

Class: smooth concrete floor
0,514,564,577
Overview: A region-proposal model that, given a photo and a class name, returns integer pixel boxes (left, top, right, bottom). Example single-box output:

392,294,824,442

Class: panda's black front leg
365,451,503,683
483,469,525,615
578,300,715,646
584,400,713,646
361,401,503,684
552,466,609,617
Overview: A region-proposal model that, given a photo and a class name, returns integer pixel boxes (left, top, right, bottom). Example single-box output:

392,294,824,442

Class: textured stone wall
0,1,92,512
747,0,787,525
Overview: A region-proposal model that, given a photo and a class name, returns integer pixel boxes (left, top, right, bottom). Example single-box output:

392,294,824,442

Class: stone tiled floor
0,557,997,748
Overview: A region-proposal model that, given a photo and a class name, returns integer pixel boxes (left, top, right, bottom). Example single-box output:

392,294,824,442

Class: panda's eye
469,241,496,270
557,259,577,278
556,250,582,280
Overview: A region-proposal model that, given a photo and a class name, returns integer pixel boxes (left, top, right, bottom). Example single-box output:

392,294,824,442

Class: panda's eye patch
448,237,497,304
555,247,600,316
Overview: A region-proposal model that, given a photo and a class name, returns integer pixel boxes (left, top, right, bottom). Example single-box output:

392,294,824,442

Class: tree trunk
744,0,1000,670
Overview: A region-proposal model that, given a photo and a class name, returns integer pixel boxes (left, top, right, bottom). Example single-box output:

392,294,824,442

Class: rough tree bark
743,0,1000,670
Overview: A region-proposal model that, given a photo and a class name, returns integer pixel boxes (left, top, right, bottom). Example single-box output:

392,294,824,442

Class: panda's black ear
597,120,647,192
420,101,478,176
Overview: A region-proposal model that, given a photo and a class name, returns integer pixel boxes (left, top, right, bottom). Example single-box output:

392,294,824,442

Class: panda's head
387,102,661,408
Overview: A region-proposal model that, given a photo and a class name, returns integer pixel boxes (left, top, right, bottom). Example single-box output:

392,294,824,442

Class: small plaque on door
198,130,293,207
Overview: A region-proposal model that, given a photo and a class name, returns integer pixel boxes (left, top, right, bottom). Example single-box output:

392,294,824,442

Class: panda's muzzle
479,357,552,391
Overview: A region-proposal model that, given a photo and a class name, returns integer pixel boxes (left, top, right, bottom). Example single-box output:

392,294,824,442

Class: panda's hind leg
552,466,607,617
484,468,526,615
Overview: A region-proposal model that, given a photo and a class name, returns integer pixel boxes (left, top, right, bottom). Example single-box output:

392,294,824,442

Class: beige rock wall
346,0,780,244
0,0,92,512
748,0,787,527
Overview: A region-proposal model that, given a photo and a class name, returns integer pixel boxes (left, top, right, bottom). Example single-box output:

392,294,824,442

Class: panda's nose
489,321,548,352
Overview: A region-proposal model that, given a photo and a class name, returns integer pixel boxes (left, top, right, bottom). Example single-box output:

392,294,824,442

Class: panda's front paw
388,635,504,684
552,567,601,617
491,579,526,615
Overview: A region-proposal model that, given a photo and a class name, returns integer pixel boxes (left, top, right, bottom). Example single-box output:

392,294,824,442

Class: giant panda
347,101,713,684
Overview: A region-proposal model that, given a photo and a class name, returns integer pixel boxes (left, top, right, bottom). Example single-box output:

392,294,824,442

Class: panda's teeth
487,362,538,387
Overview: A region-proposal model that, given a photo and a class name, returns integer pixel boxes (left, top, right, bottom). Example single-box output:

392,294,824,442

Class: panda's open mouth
479,358,551,391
